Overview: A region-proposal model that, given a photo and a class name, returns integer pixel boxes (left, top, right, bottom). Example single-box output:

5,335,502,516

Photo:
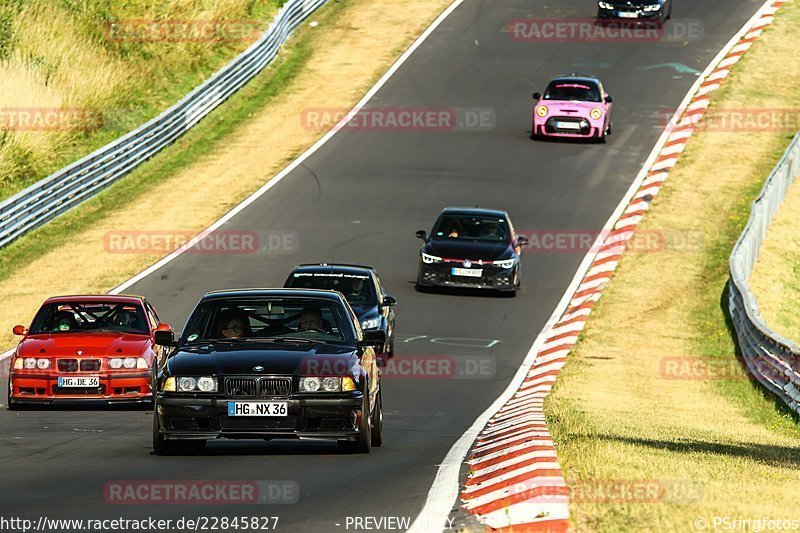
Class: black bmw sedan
152,289,385,454
415,207,529,294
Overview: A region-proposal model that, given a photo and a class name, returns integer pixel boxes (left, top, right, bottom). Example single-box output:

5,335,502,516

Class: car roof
44,294,145,305
291,263,376,277
440,206,509,218
550,74,601,85
202,288,345,302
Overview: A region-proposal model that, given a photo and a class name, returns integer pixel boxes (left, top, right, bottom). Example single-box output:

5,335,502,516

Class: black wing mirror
604,94,613,103
533,92,542,100
515,235,530,247
361,330,386,348
154,329,176,347
416,230,427,241
381,295,397,307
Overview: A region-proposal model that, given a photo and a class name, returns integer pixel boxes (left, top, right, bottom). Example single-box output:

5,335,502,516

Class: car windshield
286,272,377,306
431,214,510,242
182,298,354,344
29,301,149,335
544,82,601,102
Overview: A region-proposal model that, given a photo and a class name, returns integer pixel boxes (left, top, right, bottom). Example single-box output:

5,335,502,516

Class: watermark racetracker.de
301,107,496,133
0,108,103,132
103,230,298,255
508,18,704,43
517,228,705,254
104,480,298,505
299,354,496,380
511,478,704,504
663,108,800,132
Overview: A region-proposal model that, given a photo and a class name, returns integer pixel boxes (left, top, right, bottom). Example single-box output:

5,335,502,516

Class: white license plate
227,401,288,417
556,121,581,130
618,11,638,18
451,267,483,278
58,376,100,388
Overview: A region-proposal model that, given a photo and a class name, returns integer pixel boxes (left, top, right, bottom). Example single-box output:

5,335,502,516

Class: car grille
80,359,101,372
224,377,292,398
258,378,291,397
545,117,591,135
57,359,79,373
219,415,297,431
225,378,257,398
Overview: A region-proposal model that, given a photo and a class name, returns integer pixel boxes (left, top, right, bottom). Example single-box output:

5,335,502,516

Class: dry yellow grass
748,170,800,343
546,3,800,531
0,0,451,345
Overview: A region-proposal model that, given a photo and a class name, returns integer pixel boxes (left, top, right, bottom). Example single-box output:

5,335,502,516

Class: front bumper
156,393,364,441
9,370,152,404
533,117,602,138
597,7,664,22
417,262,516,290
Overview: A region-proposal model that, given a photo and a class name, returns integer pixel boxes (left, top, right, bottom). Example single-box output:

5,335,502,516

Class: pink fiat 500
531,75,613,142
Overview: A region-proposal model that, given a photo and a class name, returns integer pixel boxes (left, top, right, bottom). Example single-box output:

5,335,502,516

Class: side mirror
381,295,397,307
12,325,26,336
604,95,613,103
416,230,427,241
154,328,176,347
515,235,530,247
361,329,386,348
533,92,541,100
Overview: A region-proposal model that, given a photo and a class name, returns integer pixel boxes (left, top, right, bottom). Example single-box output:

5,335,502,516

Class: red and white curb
459,1,787,530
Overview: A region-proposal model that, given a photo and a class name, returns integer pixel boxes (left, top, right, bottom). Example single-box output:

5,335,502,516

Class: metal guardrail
0,0,328,249
729,130,800,414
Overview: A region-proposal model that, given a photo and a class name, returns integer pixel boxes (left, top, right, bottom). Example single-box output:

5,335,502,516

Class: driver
217,312,248,339
116,310,135,328
298,308,324,332
348,278,366,300
51,310,77,332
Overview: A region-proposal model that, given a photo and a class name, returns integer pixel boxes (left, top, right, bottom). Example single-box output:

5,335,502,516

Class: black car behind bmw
416,207,529,294
597,0,672,26
152,289,384,454
283,263,396,359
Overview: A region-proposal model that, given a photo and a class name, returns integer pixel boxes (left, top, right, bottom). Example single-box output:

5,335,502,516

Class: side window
144,302,160,330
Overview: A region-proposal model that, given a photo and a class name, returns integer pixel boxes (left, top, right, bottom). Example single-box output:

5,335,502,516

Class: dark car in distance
597,0,672,26
284,264,397,360
152,289,385,455
416,207,529,294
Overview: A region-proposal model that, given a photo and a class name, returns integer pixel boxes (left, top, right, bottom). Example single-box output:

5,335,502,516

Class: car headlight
123,357,137,369
598,2,613,8
590,108,602,120
197,377,217,392
536,105,548,117
162,376,217,392
361,318,381,330
493,258,516,269
108,358,123,369
178,377,197,391
36,358,50,370
24,358,36,370
300,376,356,392
643,4,662,11
421,252,442,264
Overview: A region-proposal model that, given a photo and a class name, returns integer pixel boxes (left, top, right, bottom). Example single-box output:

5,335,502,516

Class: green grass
0,0,346,282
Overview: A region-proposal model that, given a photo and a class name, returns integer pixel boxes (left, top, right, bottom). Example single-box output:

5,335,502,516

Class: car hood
167,342,359,376
17,333,152,358
348,303,380,319
540,100,603,114
424,239,512,261
610,0,651,6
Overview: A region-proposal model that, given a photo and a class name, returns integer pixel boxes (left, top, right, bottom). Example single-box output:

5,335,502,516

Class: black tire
339,387,371,454
6,386,19,410
371,389,383,447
